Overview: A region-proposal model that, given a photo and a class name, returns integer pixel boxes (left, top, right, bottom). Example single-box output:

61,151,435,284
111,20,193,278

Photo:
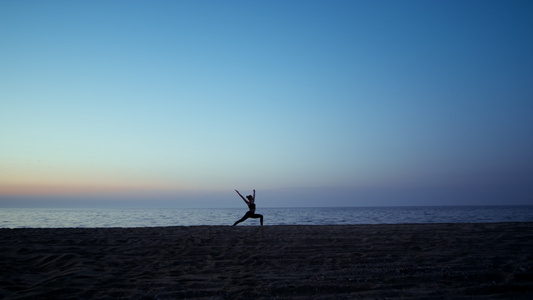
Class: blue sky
1,0,532,207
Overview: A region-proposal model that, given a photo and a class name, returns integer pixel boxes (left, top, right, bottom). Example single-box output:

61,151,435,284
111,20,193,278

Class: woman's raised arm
235,189,248,203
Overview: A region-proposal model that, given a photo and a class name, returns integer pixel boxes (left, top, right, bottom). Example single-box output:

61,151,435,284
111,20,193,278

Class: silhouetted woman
233,189,263,226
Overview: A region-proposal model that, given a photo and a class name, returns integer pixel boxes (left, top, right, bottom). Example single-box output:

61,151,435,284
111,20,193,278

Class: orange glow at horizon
0,168,194,196
0,181,192,196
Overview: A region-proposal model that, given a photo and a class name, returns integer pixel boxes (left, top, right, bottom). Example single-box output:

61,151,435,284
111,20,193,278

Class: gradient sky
1,0,532,207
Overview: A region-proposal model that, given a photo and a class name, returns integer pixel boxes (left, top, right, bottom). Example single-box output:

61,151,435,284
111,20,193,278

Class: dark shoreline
2,222,533,299
2,220,533,229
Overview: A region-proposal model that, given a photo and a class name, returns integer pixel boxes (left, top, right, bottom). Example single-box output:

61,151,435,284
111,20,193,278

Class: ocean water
1,206,532,228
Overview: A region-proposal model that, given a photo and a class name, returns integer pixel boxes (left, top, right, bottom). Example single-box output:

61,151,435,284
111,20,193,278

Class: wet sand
1,223,533,299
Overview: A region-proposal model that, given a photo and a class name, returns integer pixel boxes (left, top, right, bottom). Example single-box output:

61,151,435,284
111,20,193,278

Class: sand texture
1,223,533,299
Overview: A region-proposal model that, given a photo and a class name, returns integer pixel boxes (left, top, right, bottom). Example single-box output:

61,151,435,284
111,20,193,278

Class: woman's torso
248,202,256,212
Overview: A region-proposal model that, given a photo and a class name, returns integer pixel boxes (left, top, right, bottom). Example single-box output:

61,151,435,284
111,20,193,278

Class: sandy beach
1,223,532,299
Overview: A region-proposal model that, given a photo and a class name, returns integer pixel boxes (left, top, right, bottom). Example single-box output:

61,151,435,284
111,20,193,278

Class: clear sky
1,0,532,207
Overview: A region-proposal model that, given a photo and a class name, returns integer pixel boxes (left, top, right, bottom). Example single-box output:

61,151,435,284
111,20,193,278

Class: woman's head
246,195,254,202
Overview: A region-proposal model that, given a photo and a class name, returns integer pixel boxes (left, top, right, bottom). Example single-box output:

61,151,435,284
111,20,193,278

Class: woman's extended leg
233,211,252,226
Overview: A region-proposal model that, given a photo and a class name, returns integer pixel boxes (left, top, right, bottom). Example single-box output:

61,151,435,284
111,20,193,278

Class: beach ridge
2,222,532,299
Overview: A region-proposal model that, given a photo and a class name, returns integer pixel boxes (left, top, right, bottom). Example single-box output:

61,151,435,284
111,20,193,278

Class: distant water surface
1,206,532,228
